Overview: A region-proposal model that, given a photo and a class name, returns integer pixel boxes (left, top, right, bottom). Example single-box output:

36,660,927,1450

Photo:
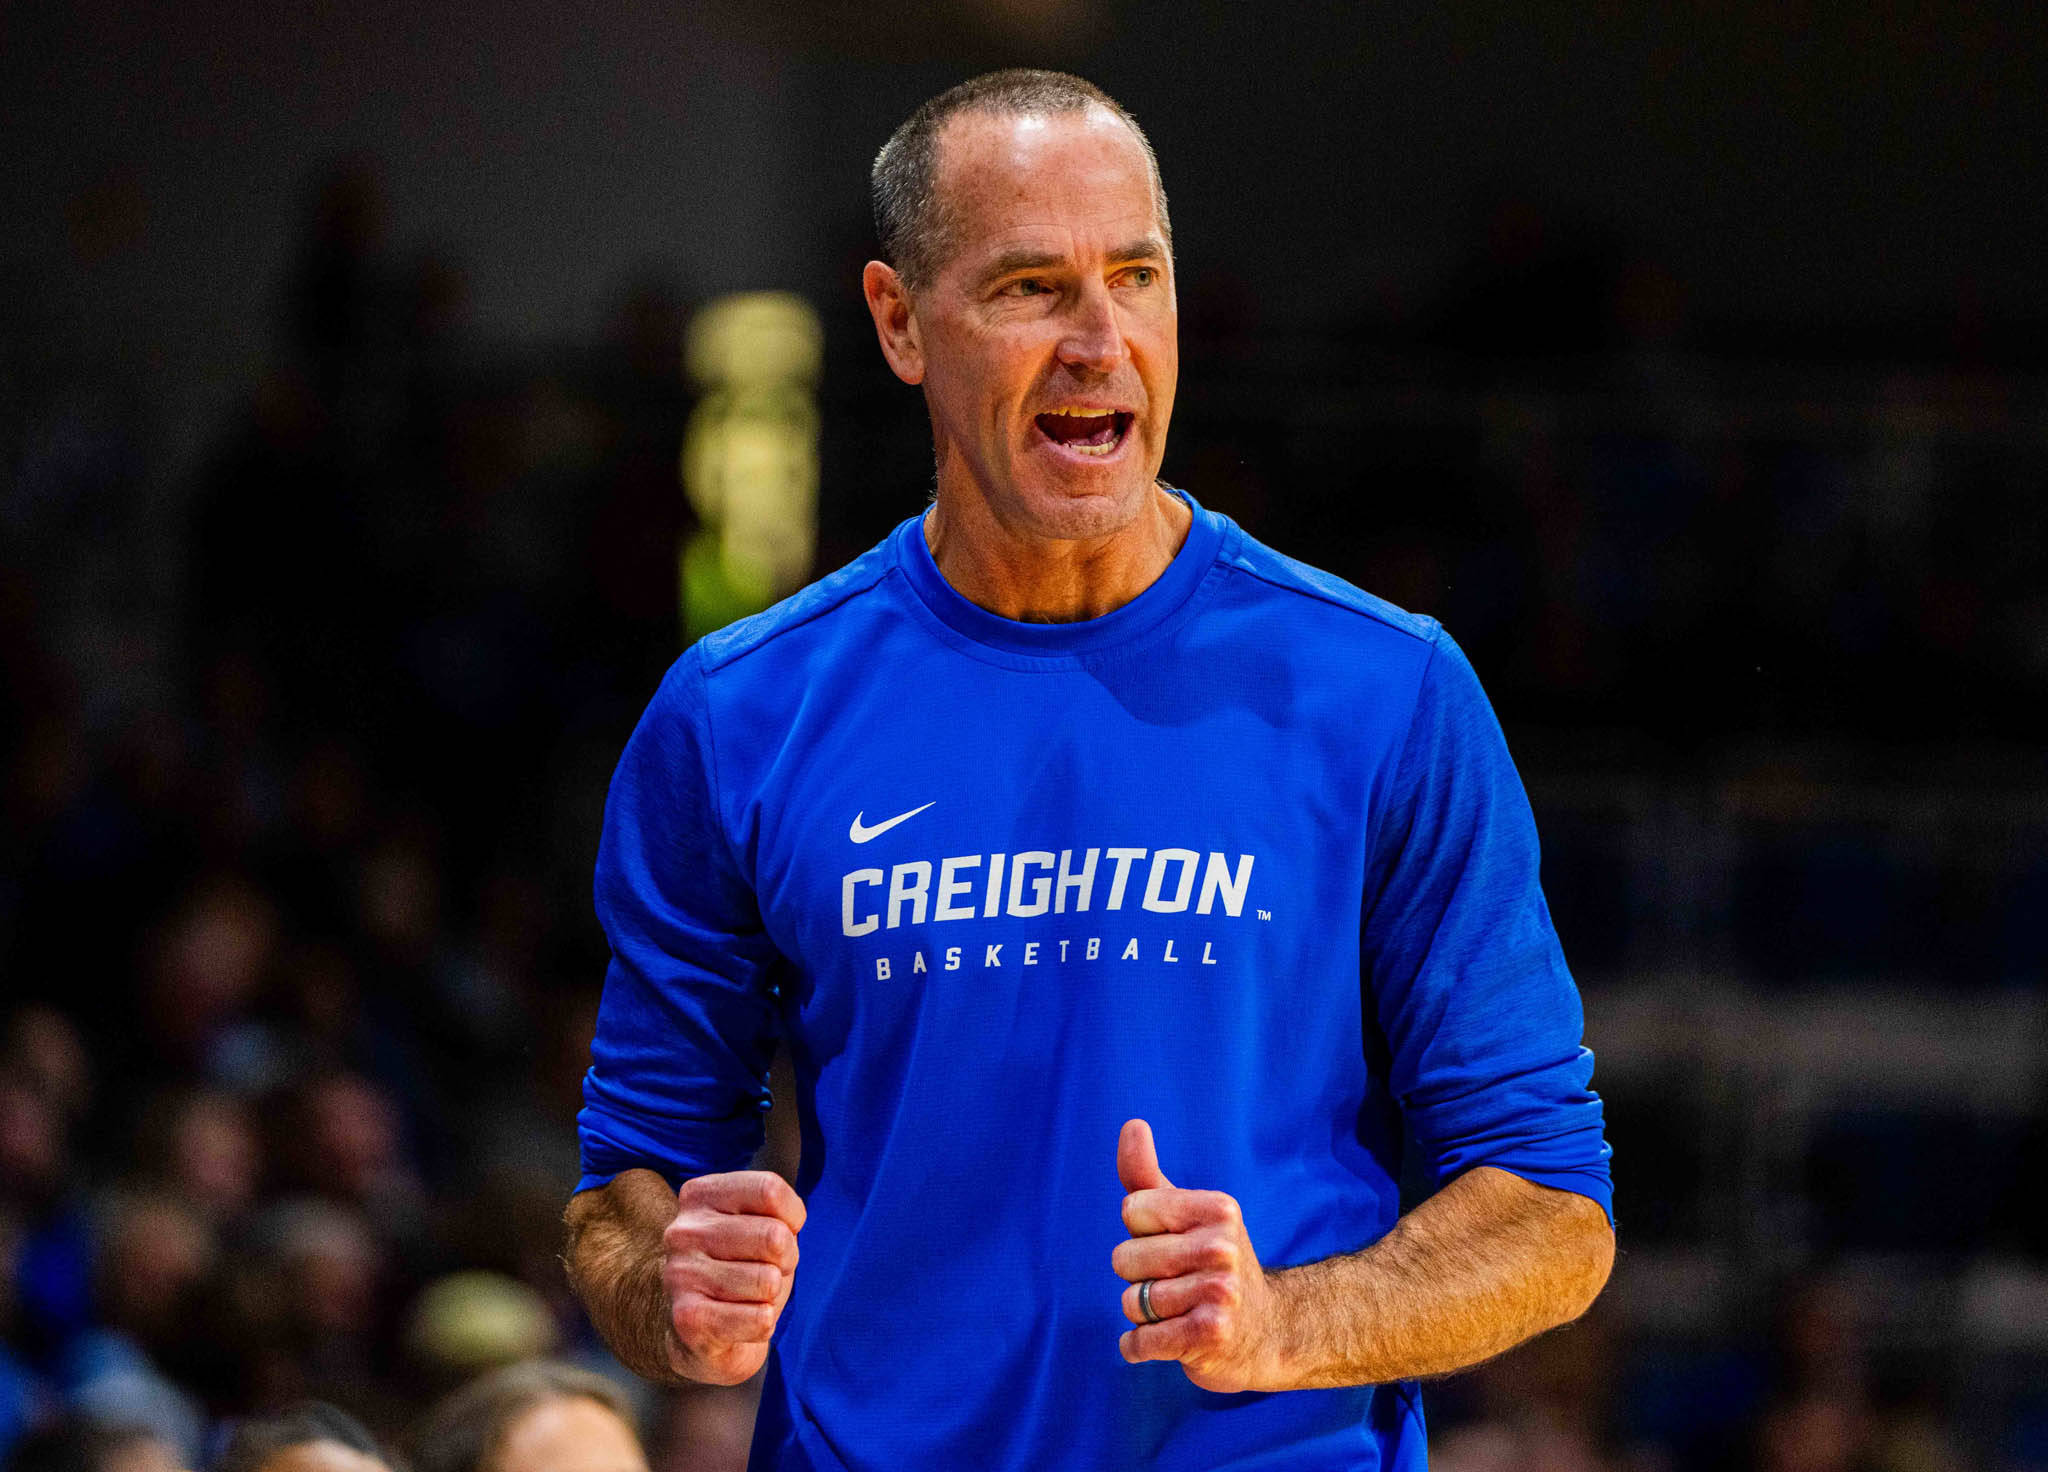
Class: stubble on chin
1010,481,1153,544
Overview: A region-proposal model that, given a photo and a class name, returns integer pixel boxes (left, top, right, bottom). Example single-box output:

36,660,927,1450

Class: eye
1124,267,1157,287
1002,278,1052,297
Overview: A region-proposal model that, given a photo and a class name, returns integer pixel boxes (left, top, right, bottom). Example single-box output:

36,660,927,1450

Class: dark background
4,2,2046,1468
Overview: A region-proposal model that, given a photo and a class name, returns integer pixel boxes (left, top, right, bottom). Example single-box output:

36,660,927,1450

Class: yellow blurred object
404,1270,558,1375
680,291,822,638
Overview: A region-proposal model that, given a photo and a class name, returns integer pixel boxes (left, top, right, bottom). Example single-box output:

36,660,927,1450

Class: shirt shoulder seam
1221,558,1444,647
1366,627,1446,852
697,560,899,675
685,644,750,884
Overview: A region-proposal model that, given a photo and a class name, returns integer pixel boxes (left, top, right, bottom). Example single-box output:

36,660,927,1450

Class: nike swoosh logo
849,801,935,844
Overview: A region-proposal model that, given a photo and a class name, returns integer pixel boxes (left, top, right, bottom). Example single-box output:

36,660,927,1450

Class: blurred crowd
7,1358,653,1472
3,164,2045,1468
2,166,774,1468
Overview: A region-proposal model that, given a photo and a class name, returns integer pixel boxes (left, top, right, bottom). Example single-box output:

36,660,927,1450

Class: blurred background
4,1,2047,1468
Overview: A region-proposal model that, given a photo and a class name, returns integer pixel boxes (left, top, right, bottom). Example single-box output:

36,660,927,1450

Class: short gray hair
870,68,1172,293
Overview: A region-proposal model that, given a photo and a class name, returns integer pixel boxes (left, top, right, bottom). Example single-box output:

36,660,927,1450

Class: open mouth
1034,408,1134,457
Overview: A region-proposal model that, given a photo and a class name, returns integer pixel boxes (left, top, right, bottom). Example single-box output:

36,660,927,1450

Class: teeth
1035,407,1126,455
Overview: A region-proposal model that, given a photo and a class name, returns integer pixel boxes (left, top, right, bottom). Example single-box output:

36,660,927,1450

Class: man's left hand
1112,1117,1289,1393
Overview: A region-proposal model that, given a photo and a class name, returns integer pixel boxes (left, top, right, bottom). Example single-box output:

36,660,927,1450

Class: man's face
902,105,1177,542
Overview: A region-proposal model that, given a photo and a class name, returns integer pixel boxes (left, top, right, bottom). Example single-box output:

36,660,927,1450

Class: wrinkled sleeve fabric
1361,629,1613,1223
575,648,784,1195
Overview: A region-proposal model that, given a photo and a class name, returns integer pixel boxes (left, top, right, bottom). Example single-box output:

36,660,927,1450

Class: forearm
1264,1166,1613,1389
563,1168,690,1385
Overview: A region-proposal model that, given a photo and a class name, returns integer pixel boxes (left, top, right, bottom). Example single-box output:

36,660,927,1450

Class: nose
1056,281,1127,375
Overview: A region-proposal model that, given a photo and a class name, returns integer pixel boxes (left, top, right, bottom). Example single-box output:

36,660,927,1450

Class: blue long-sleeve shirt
578,488,1612,1471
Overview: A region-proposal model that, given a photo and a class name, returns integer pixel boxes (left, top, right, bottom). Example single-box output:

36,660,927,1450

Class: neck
923,484,1193,623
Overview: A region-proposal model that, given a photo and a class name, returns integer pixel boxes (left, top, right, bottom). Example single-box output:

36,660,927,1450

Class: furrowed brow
975,249,1067,286
1109,236,1170,267
973,237,1170,288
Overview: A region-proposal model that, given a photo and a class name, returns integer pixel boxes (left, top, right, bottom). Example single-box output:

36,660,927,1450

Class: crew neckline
892,485,1229,663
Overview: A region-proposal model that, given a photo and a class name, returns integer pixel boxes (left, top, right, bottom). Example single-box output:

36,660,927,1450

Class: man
565,69,1614,1471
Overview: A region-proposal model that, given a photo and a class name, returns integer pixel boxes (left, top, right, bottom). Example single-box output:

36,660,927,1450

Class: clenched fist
662,1169,806,1386
1113,1118,1289,1393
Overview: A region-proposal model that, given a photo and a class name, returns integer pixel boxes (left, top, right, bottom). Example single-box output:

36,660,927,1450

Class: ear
863,260,924,385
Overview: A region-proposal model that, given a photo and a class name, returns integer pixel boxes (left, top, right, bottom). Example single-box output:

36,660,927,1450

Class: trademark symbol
1258,909,1272,921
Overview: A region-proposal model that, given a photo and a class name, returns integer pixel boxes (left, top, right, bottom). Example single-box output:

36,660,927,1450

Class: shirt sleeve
575,647,784,1194
1360,629,1614,1223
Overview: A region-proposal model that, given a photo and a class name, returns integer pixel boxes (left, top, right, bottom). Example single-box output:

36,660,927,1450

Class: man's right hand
660,1169,807,1385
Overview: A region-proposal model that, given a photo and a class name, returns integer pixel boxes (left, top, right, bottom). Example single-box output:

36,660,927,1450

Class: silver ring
1138,1278,1162,1324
